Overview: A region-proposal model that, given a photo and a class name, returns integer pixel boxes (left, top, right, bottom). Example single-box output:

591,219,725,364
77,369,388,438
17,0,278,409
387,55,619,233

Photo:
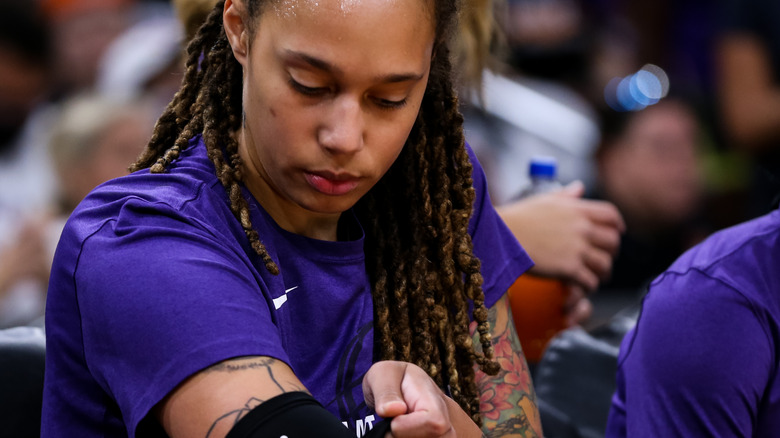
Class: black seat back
0,326,46,438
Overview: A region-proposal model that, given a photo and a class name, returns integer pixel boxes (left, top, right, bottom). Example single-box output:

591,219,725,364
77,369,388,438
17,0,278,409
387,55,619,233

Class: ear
223,0,250,67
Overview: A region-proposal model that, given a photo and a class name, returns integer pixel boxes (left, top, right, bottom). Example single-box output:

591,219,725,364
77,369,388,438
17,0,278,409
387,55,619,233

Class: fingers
554,182,625,236
584,246,615,281
363,361,409,418
392,365,453,437
363,361,459,438
557,180,586,198
390,410,454,438
575,200,625,288
568,244,615,292
581,199,626,233
570,263,600,292
587,222,623,256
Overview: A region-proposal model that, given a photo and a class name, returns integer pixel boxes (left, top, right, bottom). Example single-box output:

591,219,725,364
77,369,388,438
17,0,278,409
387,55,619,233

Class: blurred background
0,0,778,435
461,0,780,330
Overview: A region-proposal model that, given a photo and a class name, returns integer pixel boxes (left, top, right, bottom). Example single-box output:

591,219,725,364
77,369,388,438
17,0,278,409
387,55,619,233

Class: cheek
246,75,302,137
373,116,417,168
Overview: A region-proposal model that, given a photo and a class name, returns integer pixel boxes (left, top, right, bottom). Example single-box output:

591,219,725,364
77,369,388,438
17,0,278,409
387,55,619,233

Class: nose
318,96,364,155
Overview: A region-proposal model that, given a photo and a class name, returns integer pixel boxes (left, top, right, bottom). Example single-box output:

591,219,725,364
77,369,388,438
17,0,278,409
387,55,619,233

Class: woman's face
224,0,435,237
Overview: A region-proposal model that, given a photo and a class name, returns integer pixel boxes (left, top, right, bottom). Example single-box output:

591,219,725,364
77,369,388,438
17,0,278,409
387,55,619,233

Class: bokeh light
604,64,670,112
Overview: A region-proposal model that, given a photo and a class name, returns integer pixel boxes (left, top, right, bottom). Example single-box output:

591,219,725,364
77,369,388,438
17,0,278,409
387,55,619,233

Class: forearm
472,295,542,437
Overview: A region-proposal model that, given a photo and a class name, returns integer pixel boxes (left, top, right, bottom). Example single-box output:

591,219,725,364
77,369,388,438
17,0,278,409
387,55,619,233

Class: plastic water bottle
508,156,569,365
518,156,563,198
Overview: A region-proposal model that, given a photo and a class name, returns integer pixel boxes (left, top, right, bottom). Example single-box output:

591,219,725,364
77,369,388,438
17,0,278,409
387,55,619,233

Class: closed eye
374,97,408,110
288,77,328,97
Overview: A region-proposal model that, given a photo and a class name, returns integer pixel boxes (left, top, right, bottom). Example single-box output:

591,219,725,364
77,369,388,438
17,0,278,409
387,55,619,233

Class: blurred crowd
0,0,777,389
1,0,778,436
0,0,182,327
461,0,780,325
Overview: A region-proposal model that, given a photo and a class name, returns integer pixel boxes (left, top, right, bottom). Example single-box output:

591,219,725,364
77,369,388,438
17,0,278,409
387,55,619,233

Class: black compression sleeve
225,391,391,438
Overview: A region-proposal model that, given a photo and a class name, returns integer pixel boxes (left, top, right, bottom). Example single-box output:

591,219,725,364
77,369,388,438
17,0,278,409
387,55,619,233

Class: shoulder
633,210,780,359
53,143,254,293
66,139,233,244
617,211,780,401
612,263,777,435
657,208,780,310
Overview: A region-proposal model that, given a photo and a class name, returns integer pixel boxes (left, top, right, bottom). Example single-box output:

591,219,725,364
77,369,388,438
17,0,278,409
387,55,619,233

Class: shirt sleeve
466,143,534,309
606,269,773,438
73,197,288,436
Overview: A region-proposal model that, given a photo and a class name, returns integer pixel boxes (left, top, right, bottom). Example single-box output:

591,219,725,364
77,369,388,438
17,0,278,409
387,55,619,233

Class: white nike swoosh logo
273,286,299,310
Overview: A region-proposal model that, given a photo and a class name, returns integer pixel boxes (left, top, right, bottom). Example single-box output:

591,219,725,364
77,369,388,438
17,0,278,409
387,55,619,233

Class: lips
305,171,360,195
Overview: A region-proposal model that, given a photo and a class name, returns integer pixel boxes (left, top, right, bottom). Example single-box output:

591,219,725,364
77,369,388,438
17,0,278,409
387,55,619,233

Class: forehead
259,0,434,27
252,0,436,73
263,0,435,18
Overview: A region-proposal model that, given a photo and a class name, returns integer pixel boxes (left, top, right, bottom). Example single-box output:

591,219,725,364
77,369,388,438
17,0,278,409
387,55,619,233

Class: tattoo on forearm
471,296,542,438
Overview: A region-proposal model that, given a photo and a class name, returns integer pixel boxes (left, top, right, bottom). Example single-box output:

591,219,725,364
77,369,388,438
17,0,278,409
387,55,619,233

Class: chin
303,198,359,215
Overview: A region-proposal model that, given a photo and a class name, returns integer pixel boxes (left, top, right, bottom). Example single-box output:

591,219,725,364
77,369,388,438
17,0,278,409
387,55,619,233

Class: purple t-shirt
42,136,532,437
606,208,780,437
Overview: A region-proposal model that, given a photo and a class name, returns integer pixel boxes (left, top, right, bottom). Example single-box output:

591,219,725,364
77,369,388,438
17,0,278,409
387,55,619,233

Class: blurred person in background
0,1,58,328
96,10,185,113
40,0,139,101
589,98,709,309
48,93,158,216
715,0,780,221
1,92,156,328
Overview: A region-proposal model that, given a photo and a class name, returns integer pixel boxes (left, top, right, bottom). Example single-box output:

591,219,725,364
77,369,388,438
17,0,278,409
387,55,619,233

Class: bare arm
472,294,542,437
155,356,308,437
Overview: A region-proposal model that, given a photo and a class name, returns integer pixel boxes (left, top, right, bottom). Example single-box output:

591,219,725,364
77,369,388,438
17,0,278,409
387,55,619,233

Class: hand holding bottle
498,157,625,363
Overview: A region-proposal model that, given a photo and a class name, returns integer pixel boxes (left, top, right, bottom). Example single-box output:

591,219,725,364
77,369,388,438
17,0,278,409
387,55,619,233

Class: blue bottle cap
529,156,558,178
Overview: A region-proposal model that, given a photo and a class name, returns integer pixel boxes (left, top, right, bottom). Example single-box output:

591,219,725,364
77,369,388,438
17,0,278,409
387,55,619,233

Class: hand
497,181,625,291
363,361,482,438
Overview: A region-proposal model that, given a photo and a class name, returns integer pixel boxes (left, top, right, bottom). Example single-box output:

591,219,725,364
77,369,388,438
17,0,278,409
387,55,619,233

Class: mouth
304,171,361,196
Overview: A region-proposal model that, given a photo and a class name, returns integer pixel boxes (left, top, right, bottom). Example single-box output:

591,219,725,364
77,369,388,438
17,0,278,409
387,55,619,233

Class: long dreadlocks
131,0,500,424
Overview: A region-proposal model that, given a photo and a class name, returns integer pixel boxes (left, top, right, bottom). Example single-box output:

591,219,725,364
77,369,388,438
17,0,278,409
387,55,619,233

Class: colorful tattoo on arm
472,295,542,438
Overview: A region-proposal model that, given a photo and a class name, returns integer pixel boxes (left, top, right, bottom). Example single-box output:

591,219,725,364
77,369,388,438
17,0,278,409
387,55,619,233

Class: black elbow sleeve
225,391,391,438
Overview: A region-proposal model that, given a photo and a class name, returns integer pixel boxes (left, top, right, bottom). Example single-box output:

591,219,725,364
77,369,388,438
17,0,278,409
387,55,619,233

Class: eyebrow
283,49,424,84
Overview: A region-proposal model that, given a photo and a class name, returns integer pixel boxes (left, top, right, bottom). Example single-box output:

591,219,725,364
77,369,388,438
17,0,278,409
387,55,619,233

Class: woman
41,0,542,436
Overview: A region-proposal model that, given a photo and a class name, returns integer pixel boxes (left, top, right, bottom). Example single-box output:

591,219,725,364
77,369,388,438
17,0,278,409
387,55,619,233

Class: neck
258,183,341,240
236,128,342,241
